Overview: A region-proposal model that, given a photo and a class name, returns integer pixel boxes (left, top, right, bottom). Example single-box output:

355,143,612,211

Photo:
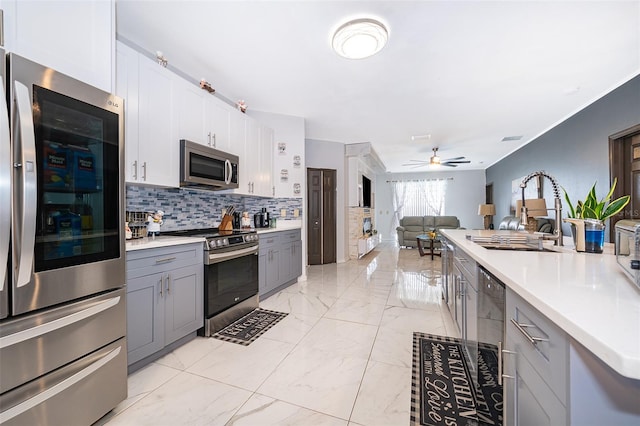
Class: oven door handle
206,245,258,264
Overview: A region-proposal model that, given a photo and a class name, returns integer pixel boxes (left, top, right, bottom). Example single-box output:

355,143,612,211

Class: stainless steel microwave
180,139,239,190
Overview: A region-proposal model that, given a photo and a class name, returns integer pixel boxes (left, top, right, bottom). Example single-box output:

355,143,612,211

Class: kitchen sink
466,234,559,252
477,243,559,252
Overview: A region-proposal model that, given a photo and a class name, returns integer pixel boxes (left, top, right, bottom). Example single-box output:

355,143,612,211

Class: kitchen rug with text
410,333,503,426
211,308,288,346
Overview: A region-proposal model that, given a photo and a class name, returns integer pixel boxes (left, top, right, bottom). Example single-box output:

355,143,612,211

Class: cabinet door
257,125,274,197
265,249,280,293
115,42,140,184
280,242,293,284
175,78,207,146
164,264,203,344
138,57,178,187
292,241,303,278
234,117,260,195
205,97,231,152
258,253,267,296
2,0,113,92
504,342,567,426
126,273,165,365
229,109,246,159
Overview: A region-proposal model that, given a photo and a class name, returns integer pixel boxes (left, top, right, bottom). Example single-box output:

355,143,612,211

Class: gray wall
305,139,347,262
487,75,640,239
375,170,486,241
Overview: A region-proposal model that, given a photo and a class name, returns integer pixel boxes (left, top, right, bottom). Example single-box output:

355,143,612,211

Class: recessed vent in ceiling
501,135,523,142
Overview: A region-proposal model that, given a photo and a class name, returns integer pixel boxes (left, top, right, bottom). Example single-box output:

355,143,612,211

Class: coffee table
416,234,441,260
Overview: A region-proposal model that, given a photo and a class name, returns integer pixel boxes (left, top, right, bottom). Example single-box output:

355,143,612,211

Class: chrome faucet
519,171,563,246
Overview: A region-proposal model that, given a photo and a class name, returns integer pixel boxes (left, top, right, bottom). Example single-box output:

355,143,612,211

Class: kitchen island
441,229,640,424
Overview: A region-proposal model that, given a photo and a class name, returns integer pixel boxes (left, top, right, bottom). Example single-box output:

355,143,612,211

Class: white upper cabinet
1,0,114,92
174,78,233,154
204,97,232,154
115,41,178,187
227,113,273,197
174,78,207,146
258,125,274,197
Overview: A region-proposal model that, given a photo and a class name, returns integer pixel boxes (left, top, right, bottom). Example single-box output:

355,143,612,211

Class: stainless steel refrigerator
0,51,127,425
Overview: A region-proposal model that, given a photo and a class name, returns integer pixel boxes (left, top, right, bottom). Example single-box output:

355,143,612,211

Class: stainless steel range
165,228,259,336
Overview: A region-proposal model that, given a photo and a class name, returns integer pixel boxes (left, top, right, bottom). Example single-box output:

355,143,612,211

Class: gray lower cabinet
126,243,204,367
259,229,302,297
504,287,568,425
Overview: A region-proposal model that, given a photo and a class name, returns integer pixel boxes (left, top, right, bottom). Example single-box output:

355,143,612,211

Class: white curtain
390,179,448,239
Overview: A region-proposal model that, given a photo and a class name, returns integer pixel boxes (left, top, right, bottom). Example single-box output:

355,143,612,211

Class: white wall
375,170,486,241
305,139,347,263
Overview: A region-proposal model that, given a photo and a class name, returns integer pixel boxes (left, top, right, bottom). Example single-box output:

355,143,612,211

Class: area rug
410,333,503,426
211,308,288,346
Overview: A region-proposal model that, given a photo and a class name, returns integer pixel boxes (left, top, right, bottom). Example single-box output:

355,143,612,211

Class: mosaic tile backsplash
126,185,303,231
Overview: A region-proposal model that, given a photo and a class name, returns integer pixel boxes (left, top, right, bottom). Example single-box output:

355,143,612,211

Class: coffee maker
254,207,270,228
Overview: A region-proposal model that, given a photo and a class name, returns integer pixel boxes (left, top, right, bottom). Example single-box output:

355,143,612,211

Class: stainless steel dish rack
125,211,148,239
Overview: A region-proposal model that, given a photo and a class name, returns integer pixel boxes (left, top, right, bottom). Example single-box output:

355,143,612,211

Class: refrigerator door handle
13,81,37,288
0,82,10,291
0,296,121,349
0,345,122,423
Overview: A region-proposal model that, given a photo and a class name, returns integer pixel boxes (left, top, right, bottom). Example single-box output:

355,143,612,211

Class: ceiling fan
403,147,471,168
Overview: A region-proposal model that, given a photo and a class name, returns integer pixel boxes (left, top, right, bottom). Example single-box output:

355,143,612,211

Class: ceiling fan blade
406,159,430,163
442,163,458,167
402,162,428,166
442,156,465,162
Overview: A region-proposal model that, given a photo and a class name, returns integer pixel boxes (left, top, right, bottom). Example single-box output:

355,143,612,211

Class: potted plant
562,178,630,252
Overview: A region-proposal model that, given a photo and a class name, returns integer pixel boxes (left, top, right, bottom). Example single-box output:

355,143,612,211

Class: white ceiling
116,0,640,173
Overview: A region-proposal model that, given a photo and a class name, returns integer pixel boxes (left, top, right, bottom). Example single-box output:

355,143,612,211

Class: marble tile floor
100,243,459,426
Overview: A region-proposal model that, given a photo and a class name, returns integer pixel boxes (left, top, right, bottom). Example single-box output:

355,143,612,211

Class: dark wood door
307,169,322,265
307,168,336,265
609,124,640,241
322,170,337,263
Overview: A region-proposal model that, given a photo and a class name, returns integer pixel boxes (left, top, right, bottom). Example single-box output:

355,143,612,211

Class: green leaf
562,187,576,218
601,195,630,220
603,178,618,203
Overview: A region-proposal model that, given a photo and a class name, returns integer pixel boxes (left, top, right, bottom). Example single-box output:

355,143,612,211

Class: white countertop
441,229,640,380
256,219,302,234
126,235,206,251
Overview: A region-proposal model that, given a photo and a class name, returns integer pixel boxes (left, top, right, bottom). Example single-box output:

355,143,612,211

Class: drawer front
506,288,568,405
0,289,126,394
281,229,301,241
0,338,127,426
127,243,202,278
259,234,280,254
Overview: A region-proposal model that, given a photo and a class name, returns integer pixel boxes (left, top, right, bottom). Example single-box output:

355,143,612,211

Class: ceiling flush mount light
332,18,388,59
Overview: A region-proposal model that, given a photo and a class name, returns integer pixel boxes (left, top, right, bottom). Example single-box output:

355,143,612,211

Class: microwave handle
13,81,37,288
224,159,232,185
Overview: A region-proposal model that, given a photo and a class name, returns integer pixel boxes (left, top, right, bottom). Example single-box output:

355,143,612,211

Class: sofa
498,216,555,233
396,216,461,248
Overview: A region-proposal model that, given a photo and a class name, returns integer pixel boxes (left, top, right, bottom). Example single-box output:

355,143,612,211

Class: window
390,179,448,237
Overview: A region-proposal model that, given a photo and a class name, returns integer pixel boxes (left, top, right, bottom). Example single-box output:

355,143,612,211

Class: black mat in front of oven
211,308,288,346
410,333,503,426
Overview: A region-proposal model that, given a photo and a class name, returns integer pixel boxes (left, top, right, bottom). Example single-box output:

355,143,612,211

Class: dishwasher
477,266,506,422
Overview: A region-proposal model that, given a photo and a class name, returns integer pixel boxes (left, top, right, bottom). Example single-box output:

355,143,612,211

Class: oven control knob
208,240,216,249
222,238,229,246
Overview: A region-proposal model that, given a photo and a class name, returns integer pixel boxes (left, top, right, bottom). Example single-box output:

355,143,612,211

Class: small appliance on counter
254,207,270,228
615,219,640,290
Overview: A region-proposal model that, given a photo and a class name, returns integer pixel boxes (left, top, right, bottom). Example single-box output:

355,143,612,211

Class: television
362,175,372,208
